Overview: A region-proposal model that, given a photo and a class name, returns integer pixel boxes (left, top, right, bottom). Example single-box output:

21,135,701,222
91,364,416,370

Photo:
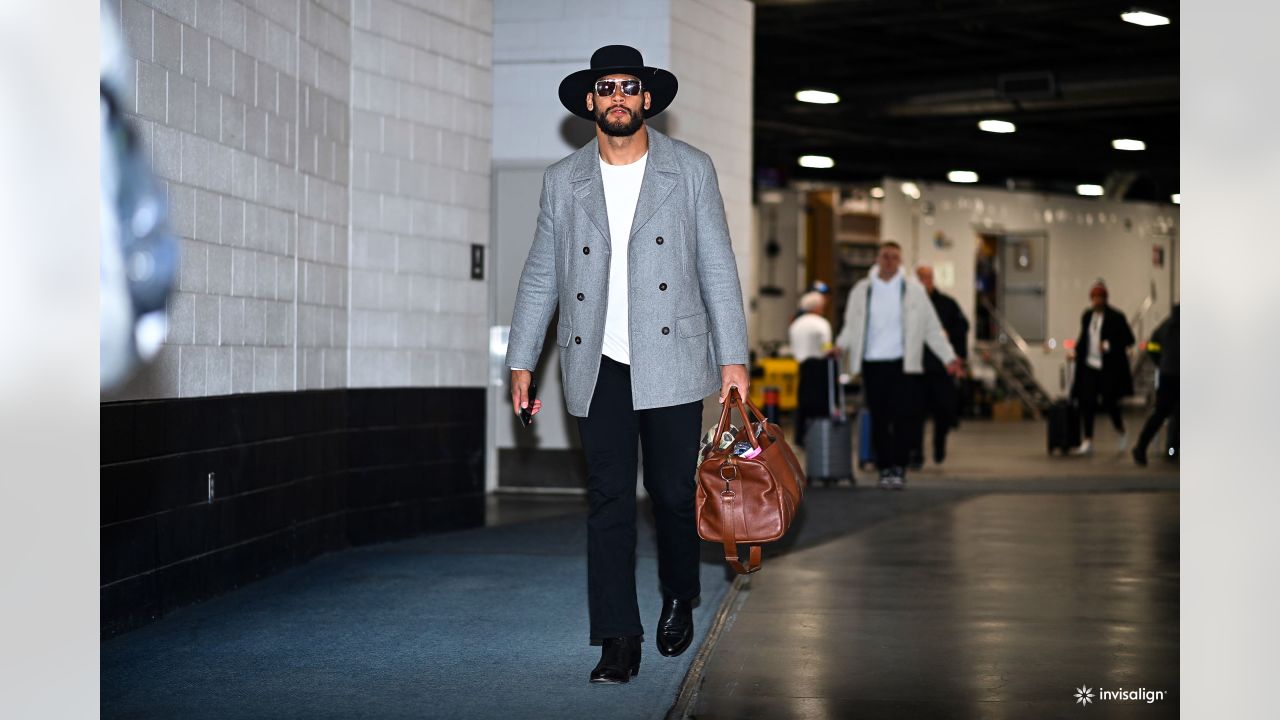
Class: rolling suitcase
804,357,854,486
1046,400,1081,454
857,407,876,469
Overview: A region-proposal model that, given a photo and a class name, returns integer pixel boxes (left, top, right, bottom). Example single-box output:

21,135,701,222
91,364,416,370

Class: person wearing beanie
1069,280,1136,454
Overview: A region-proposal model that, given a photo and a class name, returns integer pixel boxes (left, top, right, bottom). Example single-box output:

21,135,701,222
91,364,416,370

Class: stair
974,340,1053,418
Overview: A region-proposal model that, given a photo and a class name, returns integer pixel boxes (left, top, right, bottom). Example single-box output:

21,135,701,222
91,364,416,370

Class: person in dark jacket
910,265,969,466
1070,280,1135,454
1132,304,1179,465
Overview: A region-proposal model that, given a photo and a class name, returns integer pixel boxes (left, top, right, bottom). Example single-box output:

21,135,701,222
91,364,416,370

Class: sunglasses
594,78,643,97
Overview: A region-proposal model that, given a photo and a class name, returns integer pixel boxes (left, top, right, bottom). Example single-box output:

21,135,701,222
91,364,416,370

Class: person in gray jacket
835,242,962,489
504,46,749,684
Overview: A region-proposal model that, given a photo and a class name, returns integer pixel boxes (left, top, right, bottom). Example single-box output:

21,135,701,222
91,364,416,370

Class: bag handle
712,386,770,449
717,458,762,575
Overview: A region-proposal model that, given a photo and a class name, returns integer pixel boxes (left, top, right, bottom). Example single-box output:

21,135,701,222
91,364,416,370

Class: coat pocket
676,311,709,338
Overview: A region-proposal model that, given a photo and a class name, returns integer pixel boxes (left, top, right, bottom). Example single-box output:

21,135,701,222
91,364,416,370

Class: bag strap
718,459,762,574
712,386,739,438
730,387,771,444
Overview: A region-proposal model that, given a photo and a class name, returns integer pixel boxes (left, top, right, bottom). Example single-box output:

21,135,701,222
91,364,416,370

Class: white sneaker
1116,433,1129,453
1071,439,1093,456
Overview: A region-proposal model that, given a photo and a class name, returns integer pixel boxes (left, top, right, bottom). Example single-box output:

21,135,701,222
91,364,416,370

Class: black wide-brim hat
558,45,678,121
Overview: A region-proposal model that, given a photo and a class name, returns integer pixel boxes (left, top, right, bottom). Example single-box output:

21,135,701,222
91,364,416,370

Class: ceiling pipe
1103,171,1138,200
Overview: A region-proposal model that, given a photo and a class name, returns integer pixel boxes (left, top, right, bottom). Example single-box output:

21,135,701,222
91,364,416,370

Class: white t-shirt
1086,311,1104,370
599,152,648,365
864,269,905,361
789,312,832,363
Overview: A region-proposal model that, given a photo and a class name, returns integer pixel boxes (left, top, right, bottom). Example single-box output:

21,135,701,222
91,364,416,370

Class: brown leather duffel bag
696,387,805,574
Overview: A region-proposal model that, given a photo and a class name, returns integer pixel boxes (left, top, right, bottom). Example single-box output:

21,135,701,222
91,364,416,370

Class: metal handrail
978,297,1032,356
976,297,1049,415
1129,282,1158,377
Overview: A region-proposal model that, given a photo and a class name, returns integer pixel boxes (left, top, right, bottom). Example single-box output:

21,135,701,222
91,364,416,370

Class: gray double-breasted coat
505,127,748,417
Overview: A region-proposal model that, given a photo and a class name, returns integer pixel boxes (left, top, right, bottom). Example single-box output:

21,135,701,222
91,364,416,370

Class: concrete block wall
348,0,493,388
296,0,352,391
668,0,755,301
109,0,493,400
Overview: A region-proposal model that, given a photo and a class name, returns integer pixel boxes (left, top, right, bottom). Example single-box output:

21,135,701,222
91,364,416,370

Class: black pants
1136,375,1179,453
1076,365,1124,439
911,369,957,463
862,359,920,472
576,355,703,641
793,357,833,448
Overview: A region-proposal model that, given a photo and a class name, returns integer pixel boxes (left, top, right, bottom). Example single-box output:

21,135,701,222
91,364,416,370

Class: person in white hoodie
835,242,963,489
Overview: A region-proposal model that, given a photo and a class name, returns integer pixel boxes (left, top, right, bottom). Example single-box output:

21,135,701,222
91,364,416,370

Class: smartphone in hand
519,381,538,427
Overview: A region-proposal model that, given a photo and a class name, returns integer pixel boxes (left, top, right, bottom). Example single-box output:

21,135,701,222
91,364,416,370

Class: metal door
998,234,1048,342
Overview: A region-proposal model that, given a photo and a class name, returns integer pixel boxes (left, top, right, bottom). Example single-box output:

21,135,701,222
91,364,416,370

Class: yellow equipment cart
749,357,800,411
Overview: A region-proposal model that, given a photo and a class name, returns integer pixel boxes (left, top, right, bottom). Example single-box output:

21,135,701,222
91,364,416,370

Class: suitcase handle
827,356,845,421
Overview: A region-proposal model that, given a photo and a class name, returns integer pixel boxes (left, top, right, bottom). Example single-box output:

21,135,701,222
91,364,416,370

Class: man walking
505,46,749,684
910,265,969,467
835,242,962,490
1132,304,1178,465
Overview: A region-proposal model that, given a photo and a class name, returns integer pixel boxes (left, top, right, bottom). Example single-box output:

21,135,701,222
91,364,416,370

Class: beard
594,104,644,137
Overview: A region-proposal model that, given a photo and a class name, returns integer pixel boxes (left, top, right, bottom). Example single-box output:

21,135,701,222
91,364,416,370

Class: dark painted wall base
498,448,588,490
101,388,485,638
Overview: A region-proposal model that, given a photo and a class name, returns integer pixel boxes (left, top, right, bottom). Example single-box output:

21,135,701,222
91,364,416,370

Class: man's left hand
719,364,749,404
946,358,965,378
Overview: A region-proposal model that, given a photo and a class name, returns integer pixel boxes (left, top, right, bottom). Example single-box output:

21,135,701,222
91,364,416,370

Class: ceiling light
978,119,1016,134
1076,184,1104,197
798,155,834,169
796,89,840,105
870,187,885,199
1172,193,1180,204
1112,138,1146,151
901,181,921,199
1121,10,1170,26
947,170,979,183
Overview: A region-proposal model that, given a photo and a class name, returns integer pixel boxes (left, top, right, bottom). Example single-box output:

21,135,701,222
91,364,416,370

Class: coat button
574,336,582,344
661,326,670,335
576,292,584,301
583,246,590,255
655,236,664,245
659,283,667,291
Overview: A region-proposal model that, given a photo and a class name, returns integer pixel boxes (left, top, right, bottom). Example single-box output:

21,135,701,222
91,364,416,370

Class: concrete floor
686,492,1178,719
679,414,1179,719
486,413,1180,718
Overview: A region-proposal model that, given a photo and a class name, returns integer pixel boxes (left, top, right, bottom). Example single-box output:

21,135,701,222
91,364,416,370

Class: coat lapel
629,128,679,239
569,139,611,250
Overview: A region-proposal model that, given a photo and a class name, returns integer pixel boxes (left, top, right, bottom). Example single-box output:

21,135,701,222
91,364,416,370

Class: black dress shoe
590,636,641,684
656,597,695,657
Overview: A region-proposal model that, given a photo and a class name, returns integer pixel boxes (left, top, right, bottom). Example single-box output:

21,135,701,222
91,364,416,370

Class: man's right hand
510,369,542,419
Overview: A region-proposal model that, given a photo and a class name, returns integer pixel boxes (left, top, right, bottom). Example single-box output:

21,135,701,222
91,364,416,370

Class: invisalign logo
1074,685,1167,706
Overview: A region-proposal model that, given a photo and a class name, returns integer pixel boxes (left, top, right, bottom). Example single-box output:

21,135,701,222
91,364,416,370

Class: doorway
975,232,1049,342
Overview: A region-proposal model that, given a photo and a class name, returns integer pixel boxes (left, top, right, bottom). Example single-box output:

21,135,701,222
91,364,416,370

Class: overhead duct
998,71,1057,100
